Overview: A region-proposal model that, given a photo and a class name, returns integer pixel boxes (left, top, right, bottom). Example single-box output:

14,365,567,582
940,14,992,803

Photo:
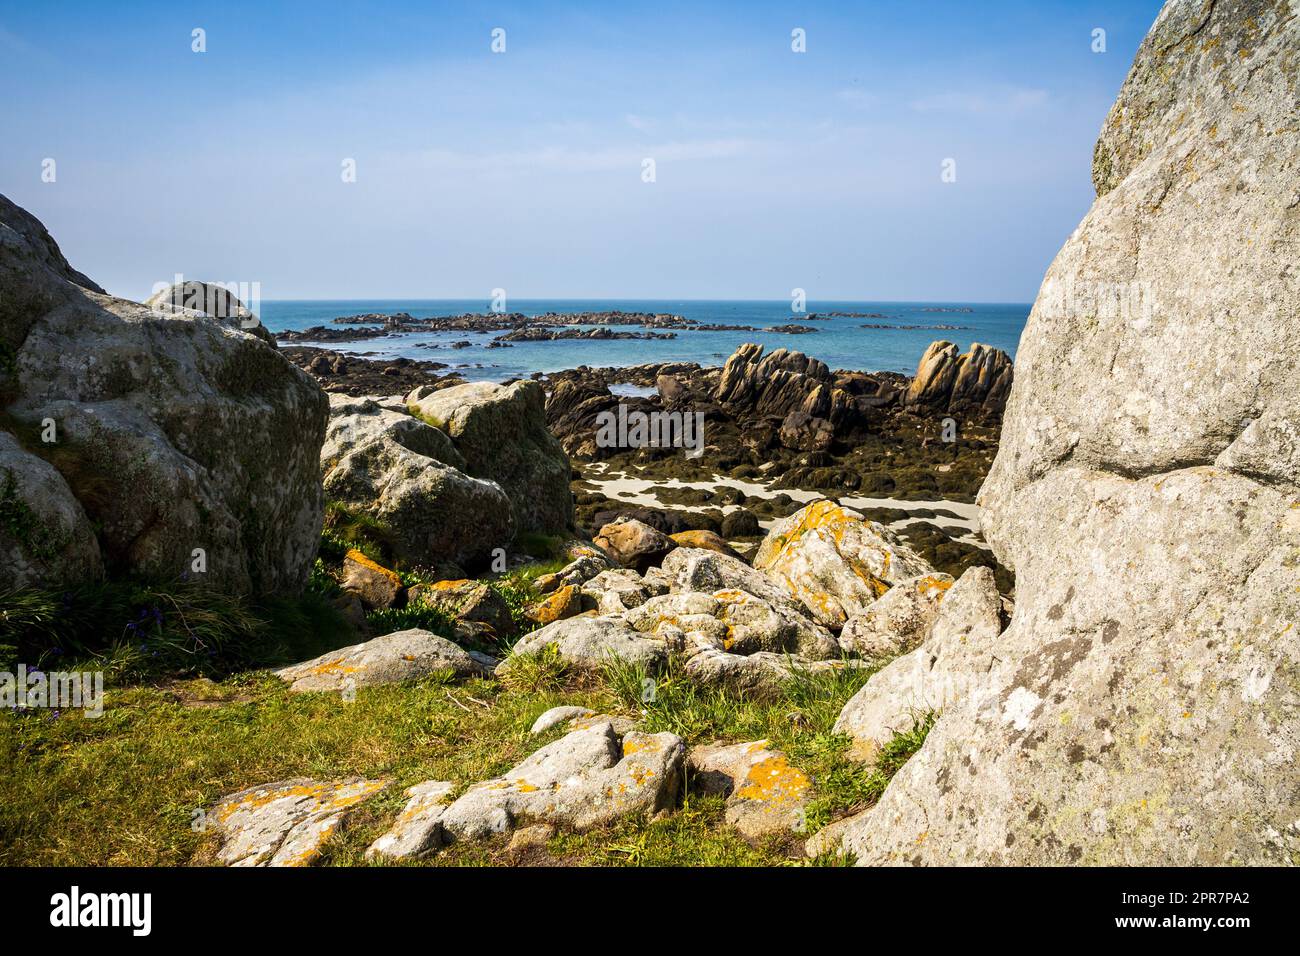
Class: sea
260,299,1030,383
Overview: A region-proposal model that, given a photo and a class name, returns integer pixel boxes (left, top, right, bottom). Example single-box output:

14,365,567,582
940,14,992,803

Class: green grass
0,648,933,866
0,580,357,681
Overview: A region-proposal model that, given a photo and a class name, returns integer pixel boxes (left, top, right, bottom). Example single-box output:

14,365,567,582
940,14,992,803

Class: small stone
507,824,556,855
342,549,403,609
530,705,596,735
526,584,583,625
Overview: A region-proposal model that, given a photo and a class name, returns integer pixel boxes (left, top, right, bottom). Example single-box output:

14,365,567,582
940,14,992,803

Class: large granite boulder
406,380,573,536
321,393,513,567
0,195,327,593
834,0,1300,865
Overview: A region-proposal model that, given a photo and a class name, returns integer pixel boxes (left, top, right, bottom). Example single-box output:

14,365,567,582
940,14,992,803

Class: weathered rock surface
582,566,668,614
660,547,804,616
534,553,615,594
144,280,277,347
365,780,455,860
593,517,677,571
437,722,684,841
904,341,1012,420
688,740,812,839
529,705,596,735
321,393,513,567
668,529,741,559
0,194,327,593
623,590,837,659
685,646,864,699
838,572,954,658
833,567,1005,760
210,777,387,866
406,380,573,536
408,578,515,637
275,628,486,692
753,500,935,629
502,615,667,673
341,549,402,609
525,583,583,624
836,0,1300,865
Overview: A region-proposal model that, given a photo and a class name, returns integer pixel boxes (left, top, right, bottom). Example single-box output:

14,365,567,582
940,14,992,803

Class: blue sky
0,0,1165,301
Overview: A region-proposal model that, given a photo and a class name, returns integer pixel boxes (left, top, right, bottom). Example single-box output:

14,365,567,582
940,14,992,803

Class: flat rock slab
211,777,388,866
438,721,685,842
688,740,812,839
366,780,456,860
275,628,486,692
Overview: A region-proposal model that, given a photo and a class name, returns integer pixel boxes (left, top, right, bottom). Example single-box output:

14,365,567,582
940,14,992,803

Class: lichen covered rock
836,0,1300,865
275,627,486,692
753,500,935,628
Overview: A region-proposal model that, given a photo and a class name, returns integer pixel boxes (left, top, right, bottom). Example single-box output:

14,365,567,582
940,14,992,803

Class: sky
0,0,1166,302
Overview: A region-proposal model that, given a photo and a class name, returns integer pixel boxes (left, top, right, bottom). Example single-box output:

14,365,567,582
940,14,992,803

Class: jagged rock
904,341,1012,420
529,705,596,735
688,740,812,839
593,517,677,571
210,777,387,866
365,781,455,860
0,194,327,593
668,529,741,559
714,344,835,418
501,615,667,673
544,375,621,458
753,500,935,629
408,579,515,637
838,572,954,658
406,380,573,536
659,547,803,616
437,722,684,841
274,628,486,692
834,1,1300,866
341,549,402,610
321,393,513,567
833,566,1004,760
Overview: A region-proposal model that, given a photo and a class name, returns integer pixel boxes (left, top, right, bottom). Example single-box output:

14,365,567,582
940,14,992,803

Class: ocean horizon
261,298,1030,382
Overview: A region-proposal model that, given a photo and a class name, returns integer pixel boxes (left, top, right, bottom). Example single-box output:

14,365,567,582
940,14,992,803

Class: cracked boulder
624,589,837,659
406,380,573,537
753,500,935,629
437,721,685,841
275,628,487,692
209,777,387,866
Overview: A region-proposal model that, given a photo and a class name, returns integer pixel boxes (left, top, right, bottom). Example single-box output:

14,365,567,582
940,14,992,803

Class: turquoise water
260,299,1029,382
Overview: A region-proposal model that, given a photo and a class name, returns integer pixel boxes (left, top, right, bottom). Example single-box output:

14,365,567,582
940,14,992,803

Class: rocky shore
4,0,1295,870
